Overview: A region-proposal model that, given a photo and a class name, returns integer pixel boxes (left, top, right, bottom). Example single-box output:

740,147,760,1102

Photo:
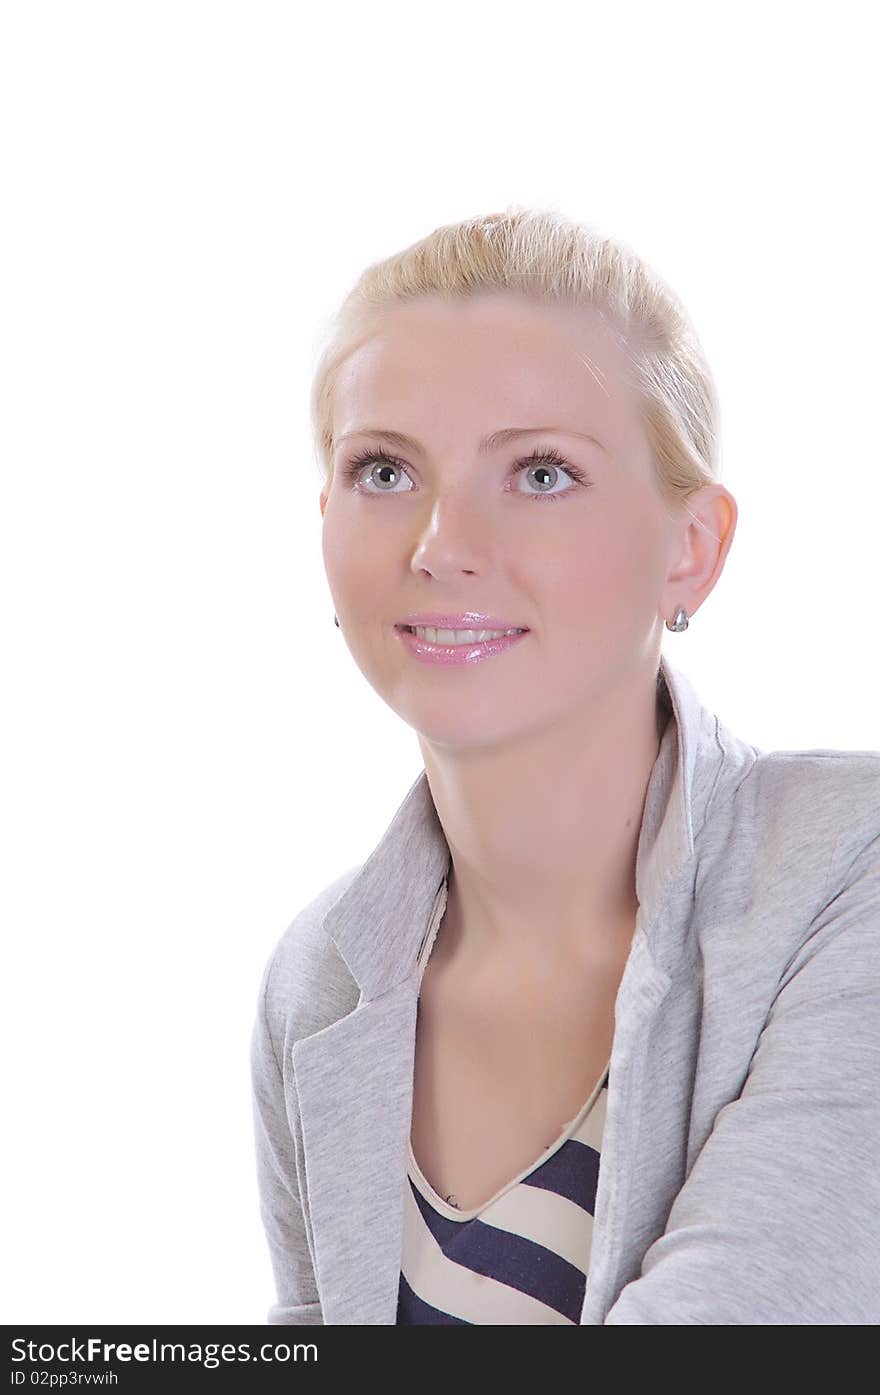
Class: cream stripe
401,1180,575,1325
479,1185,595,1274
416,877,448,979
573,1086,608,1147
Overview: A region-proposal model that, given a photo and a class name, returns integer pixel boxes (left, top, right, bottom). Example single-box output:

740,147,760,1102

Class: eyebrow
333,425,607,455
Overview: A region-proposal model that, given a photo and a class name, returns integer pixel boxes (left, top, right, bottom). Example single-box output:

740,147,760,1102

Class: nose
408,489,488,578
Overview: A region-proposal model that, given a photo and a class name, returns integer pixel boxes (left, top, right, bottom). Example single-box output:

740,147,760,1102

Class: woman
250,208,880,1325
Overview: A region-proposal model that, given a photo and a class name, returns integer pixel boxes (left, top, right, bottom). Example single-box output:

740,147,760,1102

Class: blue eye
509,446,591,502
340,443,592,502
340,449,411,492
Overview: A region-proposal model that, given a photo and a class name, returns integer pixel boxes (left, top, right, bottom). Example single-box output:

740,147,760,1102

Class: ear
660,484,738,624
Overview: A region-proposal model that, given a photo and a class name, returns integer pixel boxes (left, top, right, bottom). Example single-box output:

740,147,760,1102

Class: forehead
332,293,642,452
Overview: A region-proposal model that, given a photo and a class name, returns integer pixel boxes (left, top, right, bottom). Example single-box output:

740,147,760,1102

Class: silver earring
333,613,339,627
666,606,689,632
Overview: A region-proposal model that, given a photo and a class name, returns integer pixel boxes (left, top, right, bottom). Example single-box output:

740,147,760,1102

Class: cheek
321,501,374,584
537,504,659,607
320,520,344,580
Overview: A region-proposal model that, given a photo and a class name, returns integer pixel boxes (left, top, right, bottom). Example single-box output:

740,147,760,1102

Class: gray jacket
250,654,880,1324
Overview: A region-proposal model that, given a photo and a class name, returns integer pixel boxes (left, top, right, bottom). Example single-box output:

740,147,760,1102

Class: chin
411,711,529,753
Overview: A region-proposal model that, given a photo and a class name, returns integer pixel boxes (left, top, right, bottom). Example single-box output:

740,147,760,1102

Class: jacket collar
323,652,713,1002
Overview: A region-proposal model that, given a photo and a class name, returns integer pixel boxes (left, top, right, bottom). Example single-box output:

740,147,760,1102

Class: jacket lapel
292,979,421,1324
293,771,451,1324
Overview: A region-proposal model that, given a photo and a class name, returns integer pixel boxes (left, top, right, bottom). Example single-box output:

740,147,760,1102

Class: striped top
397,876,610,1325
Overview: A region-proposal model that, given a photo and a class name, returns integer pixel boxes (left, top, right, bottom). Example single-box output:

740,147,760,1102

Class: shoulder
700,742,880,915
733,745,880,868
699,744,880,930
256,864,364,1062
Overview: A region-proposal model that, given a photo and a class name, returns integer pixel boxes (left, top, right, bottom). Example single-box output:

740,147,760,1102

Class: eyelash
339,443,592,503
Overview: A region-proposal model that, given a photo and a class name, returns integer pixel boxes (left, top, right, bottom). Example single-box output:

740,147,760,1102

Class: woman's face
320,292,679,751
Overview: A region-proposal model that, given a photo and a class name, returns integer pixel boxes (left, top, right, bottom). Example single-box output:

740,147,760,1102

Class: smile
394,625,530,667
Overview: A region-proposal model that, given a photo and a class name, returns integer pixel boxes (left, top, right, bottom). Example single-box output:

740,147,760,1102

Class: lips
396,612,529,631
395,624,530,666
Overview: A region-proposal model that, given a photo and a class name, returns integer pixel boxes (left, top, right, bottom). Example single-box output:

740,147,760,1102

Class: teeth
410,626,524,644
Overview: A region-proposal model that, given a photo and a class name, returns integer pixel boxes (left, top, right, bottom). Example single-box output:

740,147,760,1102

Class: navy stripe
410,1182,586,1321
396,1271,472,1325
521,1136,601,1210
410,1177,477,1245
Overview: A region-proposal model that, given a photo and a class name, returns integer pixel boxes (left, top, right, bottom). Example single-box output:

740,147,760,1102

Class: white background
2,0,877,1323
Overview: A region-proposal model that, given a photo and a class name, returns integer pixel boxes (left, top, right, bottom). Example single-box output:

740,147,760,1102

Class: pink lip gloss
395,625,529,667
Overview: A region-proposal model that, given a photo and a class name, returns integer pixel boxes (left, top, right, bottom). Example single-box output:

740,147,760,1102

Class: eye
339,447,414,494
509,446,591,503
338,442,592,501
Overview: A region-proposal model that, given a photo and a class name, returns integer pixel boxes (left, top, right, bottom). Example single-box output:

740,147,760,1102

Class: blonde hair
309,205,721,525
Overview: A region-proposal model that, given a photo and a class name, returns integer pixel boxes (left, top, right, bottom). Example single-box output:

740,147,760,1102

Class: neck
418,665,670,972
